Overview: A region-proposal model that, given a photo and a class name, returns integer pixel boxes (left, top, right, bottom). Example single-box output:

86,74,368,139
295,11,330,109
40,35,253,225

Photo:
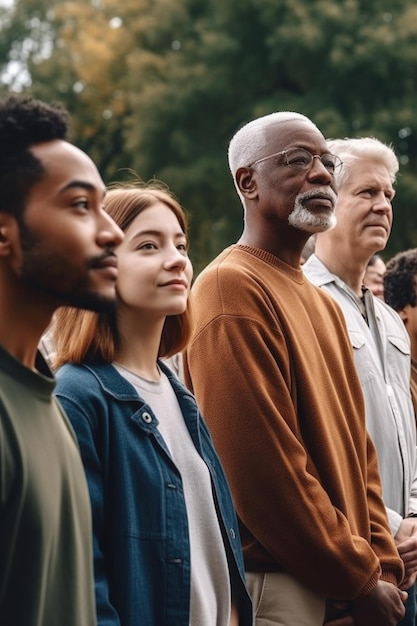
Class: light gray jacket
304,254,417,534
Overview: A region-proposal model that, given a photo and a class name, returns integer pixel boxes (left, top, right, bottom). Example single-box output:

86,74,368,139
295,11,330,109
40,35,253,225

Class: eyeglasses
248,147,343,175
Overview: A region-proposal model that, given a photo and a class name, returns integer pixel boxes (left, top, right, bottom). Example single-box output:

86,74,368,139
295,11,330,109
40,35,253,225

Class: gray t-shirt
114,363,231,626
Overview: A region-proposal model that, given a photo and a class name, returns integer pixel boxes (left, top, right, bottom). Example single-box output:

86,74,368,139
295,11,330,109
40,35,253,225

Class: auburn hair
53,182,192,369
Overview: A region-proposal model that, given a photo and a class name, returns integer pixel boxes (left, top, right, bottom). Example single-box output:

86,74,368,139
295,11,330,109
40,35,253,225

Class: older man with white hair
304,136,417,626
184,112,406,625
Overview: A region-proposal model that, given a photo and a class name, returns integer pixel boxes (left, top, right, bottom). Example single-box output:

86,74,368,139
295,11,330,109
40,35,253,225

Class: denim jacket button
142,412,152,423
230,528,236,539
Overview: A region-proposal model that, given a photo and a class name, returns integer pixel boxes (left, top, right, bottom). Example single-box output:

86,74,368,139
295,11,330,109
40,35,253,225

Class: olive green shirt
0,345,96,626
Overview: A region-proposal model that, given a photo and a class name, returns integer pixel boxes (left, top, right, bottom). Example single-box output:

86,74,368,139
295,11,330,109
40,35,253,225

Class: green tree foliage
1,0,417,271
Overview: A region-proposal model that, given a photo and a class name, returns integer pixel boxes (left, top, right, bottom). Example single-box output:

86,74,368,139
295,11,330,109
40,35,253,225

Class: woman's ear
235,167,258,200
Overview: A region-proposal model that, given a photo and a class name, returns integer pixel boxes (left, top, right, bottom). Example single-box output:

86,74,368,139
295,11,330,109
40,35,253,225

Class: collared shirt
304,254,417,535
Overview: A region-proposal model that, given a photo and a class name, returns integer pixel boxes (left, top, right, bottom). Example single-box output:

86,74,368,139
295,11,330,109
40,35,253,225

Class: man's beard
288,189,337,233
19,220,116,314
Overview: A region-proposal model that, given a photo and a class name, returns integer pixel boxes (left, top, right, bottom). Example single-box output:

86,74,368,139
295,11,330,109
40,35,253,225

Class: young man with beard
0,95,124,626
184,112,407,625
304,137,417,626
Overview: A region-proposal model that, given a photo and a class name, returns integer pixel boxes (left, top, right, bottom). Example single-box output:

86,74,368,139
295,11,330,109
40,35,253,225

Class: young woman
52,183,252,626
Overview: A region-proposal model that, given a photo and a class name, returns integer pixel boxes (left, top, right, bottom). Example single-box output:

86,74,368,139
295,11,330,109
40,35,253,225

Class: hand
398,570,417,592
395,517,417,545
352,580,407,626
395,518,417,581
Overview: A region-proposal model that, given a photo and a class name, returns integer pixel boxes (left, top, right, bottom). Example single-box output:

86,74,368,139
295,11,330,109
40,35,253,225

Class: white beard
288,190,337,233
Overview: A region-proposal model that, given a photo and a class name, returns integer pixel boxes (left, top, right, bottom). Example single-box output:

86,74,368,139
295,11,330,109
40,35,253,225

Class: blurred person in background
364,253,386,300
384,248,417,424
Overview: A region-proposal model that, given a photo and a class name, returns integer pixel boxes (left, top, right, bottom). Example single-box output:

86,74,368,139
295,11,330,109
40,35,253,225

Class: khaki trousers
246,571,326,626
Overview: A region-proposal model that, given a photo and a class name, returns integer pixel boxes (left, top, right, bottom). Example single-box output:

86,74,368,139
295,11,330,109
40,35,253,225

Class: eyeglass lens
284,148,340,174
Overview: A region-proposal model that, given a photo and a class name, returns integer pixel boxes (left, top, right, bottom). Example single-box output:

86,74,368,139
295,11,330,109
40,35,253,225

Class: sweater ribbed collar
234,244,304,283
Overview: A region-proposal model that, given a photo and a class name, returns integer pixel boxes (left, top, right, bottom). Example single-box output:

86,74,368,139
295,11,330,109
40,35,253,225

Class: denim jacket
55,360,252,626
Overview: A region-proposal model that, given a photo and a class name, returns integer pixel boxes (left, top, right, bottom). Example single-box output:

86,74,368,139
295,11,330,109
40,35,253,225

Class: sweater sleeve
184,266,403,600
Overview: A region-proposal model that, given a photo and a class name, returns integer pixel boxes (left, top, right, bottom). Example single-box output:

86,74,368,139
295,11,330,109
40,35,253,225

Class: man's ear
398,307,408,324
235,167,258,200
0,214,18,257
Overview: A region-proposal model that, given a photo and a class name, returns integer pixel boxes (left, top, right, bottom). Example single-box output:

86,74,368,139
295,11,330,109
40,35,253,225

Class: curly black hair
0,94,70,220
384,249,417,311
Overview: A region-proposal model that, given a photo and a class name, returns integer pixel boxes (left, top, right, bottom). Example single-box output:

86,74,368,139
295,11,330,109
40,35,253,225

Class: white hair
327,136,399,190
228,111,320,205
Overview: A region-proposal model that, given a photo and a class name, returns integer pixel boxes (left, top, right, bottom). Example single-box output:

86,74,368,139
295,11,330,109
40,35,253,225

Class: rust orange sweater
184,245,403,600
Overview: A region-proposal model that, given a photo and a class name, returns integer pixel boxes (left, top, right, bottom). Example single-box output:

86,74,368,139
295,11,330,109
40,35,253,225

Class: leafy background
1,0,417,273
